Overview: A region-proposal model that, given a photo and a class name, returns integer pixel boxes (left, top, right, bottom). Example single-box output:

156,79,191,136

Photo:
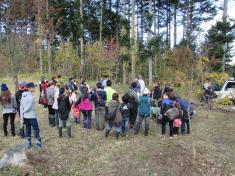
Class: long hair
0,90,11,105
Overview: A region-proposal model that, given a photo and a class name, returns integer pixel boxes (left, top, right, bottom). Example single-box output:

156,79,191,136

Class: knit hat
1,84,8,91
18,81,26,89
26,82,35,88
143,88,150,95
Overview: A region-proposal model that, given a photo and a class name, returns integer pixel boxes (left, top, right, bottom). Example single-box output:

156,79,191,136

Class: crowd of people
0,75,194,149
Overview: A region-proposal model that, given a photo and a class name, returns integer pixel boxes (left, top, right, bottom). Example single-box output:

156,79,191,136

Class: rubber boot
105,129,110,138
116,132,120,139
58,127,63,138
35,138,43,149
144,130,149,136
25,137,32,149
67,126,71,138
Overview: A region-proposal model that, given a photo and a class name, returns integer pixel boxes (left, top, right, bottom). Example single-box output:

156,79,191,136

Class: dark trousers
181,118,190,134
48,105,55,115
161,117,174,137
129,107,138,127
24,118,40,139
173,127,179,135
3,113,16,137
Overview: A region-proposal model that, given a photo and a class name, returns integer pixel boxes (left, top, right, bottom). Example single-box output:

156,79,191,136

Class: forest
0,0,235,86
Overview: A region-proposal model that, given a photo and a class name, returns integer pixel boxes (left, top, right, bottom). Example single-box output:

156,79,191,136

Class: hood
22,91,32,98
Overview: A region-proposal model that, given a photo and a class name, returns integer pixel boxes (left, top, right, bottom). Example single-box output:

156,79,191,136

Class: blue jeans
106,121,121,133
135,115,150,134
81,110,92,129
24,118,40,139
122,117,129,133
55,111,59,126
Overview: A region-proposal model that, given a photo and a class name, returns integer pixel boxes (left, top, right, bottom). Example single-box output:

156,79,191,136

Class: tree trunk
39,46,43,74
131,0,137,81
47,40,52,75
80,0,84,76
148,0,153,87
6,2,18,91
222,0,228,72
174,2,177,48
123,61,127,84
100,0,103,41
140,0,144,40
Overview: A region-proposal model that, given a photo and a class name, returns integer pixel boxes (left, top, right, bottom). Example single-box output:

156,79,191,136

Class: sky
201,0,235,65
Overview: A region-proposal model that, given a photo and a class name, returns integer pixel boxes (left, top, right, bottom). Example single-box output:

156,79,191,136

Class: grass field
0,76,235,176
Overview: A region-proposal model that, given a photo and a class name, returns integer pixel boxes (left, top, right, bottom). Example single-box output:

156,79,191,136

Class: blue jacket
90,89,107,107
138,96,151,117
162,98,174,114
20,91,36,119
176,98,192,112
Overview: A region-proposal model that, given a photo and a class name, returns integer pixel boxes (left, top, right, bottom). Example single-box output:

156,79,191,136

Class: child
57,87,71,138
72,102,81,125
105,93,122,139
120,95,131,137
20,82,42,149
78,86,93,129
173,118,182,136
135,88,151,136
70,90,80,124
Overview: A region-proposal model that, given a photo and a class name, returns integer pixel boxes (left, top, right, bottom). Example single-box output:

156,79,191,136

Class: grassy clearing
0,104,234,176
0,76,235,175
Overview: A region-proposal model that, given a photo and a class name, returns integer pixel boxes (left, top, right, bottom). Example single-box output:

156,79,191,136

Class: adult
15,81,27,137
104,80,116,114
52,82,60,127
150,82,162,101
57,87,71,137
46,80,56,127
102,75,109,89
176,97,193,134
137,75,145,95
15,81,27,115
67,77,75,91
105,93,122,139
91,82,107,130
20,82,42,149
126,82,139,128
161,93,174,137
0,84,17,137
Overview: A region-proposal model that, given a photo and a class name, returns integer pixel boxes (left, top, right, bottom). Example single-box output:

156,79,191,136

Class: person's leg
144,116,150,136
115,123,121,139
55,111,59,127
49,106,56,127
3,114,9,137
125,118,129,135
87,111,92,129
95,108,100,130
30,118,42,149
58,114,63,137
105,121,112,138
24,118,32,148
100,107,105,130
169,120,174,137
9,113,16,136
66,117,71,138
161,117,167,135
186,119,191,134
134,116,143,134
81,111,87,128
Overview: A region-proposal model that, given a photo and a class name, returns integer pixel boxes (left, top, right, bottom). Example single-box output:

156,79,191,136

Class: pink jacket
72,104,81,117
79,98,93,111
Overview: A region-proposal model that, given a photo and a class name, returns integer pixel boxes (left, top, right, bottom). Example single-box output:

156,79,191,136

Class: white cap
143,88,150,95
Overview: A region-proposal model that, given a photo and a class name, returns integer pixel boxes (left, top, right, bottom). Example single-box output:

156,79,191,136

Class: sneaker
25,139,32,149
35,142,43,149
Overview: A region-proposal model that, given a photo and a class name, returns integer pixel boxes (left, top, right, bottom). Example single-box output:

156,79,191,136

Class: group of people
0,74,194,149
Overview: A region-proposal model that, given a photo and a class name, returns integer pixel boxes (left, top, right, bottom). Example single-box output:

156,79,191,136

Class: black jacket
15,90,26,112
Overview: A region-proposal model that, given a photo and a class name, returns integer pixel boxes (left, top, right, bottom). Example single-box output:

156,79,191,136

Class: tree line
0,0,234,87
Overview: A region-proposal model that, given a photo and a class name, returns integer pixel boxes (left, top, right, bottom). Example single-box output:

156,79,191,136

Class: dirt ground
0,101,234,176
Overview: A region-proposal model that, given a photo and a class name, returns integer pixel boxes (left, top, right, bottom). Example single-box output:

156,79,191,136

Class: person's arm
66,97,71,111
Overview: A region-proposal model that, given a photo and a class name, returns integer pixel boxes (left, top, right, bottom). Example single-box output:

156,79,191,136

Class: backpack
120,103,130,117
96,91,105,106
138,96,151,117
58,97,70,121
39,90,48,105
